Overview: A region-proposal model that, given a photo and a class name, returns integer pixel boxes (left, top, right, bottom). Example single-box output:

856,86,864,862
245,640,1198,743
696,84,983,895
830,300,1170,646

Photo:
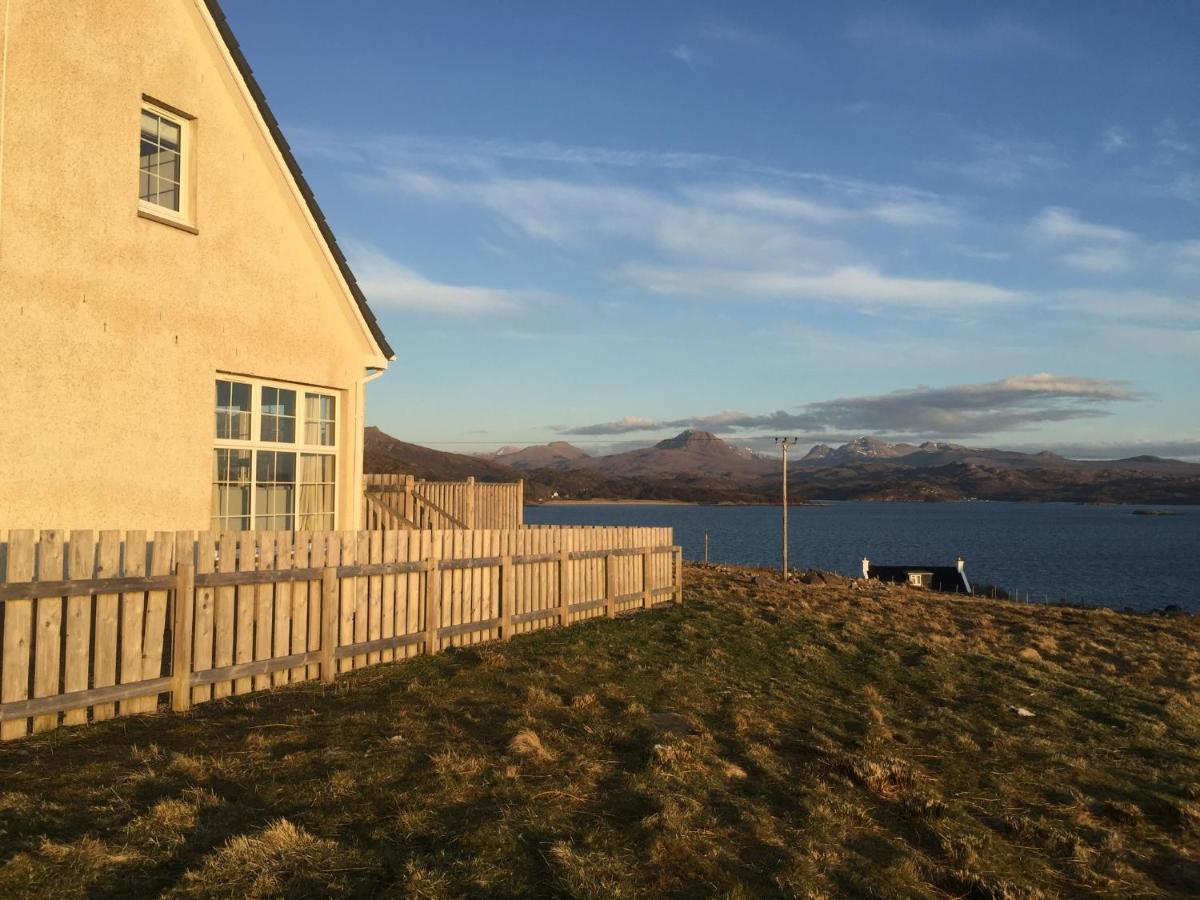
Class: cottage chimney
956,556,965,574
861,557,870,579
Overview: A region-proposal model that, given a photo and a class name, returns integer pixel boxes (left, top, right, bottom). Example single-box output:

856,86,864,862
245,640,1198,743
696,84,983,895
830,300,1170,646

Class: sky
222,1,1199,459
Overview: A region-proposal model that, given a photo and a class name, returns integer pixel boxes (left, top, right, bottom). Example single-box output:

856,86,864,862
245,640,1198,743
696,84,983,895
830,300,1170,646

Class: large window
139,102,191,222
211,376,338,532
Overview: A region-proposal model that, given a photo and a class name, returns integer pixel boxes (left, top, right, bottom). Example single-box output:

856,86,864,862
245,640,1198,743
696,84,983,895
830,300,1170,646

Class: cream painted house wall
0,0,391,531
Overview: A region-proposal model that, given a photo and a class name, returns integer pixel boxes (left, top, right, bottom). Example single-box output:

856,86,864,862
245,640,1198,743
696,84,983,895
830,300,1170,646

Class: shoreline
534,498,698,506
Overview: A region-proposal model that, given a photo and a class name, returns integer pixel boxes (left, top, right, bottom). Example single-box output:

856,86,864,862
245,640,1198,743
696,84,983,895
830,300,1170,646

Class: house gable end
196,0,394,363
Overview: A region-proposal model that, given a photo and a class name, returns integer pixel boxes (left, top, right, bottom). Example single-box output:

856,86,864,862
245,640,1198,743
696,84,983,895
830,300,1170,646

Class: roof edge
200,0,395,361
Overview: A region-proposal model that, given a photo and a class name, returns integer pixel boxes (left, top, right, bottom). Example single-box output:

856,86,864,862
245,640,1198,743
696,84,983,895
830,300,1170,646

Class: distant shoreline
534,498,697,506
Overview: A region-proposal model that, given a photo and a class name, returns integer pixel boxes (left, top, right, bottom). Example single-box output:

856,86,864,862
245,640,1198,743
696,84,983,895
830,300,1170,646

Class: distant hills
367,427,1200,505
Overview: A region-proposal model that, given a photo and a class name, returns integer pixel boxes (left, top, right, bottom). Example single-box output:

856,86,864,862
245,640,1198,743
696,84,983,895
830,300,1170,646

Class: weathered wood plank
0,531,35,739
32,530,65,733
367,531,382,666
191,532,215,704
1,676,173,722
211,532,237,699
91,531,121,722
171,561,195,712
253,532,275,692
62,531,94,726
353,531,370,669
271,533,293,687
133,532,173,715
234,531,256,695
291,532,310,682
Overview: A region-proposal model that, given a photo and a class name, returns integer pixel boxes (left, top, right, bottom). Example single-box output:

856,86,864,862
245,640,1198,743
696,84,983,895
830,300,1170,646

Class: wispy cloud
1030,207,1134,244
1102,126,1130,153
561,374,1137,438
846,12,1064,58
947,136,1064,188
619,263,1018,309
669,44,694,64
349,243,528,314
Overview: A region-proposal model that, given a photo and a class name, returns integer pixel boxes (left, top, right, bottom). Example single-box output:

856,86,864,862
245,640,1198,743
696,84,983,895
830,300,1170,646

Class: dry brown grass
0,562,1197,897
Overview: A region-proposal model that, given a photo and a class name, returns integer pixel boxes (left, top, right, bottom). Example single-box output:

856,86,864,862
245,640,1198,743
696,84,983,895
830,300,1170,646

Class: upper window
138,101,192,226
139,108,183,211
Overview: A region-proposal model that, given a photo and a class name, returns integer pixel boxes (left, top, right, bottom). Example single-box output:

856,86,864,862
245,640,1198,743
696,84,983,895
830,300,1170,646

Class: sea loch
527,501,1200,612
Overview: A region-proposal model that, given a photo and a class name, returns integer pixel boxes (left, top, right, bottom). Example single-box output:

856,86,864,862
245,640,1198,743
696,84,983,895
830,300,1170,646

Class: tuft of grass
508,728,555,761
0,562,1197,897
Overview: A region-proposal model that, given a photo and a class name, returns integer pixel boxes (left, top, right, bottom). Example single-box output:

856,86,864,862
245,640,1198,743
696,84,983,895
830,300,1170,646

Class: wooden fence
0,526,679,741
363,475,523,530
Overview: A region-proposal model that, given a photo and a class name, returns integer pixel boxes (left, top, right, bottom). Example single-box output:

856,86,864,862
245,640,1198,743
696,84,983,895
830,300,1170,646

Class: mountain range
366,427,1200,504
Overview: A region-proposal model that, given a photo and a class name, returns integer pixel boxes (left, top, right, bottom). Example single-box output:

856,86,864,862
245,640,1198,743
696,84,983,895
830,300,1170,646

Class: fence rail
0,526,679,740
363,474,523,530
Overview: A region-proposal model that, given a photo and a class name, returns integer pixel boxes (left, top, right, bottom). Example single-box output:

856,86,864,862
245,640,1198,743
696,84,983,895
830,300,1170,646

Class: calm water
526,502,1200,612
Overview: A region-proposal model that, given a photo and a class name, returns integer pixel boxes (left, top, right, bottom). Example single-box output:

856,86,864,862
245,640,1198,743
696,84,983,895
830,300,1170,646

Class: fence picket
0,531,35,739
234,531,256,695
118,531,147,715
212,532,237,698
92,531,121,721
62,531,94,726
192,531,215,704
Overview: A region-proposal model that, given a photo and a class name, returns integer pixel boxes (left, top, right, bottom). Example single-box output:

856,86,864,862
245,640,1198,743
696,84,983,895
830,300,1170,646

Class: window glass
254,450,296,531
298,453,336,530
304,392,336,446
260,386,296,443
139,109,183,212
215,380,251,440
211,448,251,531
211,378,336,531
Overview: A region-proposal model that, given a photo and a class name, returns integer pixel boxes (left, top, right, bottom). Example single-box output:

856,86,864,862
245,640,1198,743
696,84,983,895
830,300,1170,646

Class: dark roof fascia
201,0,395,361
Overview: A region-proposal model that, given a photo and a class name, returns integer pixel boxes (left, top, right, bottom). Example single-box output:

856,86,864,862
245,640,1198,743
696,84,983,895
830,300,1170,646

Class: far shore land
535,498,698,506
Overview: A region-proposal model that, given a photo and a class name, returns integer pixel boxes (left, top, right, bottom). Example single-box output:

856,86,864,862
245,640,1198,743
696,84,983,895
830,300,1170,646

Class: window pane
160,119,181,150
140,111,158,140
278,417,295,443
215,379,251,440
157,185,178,212
261,417,277,443
276,452,296,483
278,389,296,417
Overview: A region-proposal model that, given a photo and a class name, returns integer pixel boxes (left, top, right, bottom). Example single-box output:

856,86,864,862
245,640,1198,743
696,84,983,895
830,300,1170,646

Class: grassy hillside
1,566,1198,897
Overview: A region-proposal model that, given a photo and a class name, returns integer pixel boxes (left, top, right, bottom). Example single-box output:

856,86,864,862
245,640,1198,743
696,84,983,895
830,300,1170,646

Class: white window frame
211,374,340,532
138,97,196,230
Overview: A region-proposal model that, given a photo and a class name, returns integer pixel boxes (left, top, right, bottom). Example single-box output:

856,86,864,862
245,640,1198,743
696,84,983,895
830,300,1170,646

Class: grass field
1,563,1198,898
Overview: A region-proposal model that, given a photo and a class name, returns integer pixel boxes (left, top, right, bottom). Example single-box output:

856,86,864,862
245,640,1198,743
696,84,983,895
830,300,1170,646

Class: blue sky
223,1,1199,459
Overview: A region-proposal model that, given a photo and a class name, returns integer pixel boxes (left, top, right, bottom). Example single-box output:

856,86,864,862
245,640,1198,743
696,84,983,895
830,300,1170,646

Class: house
0,1,394,532
861,557,972,594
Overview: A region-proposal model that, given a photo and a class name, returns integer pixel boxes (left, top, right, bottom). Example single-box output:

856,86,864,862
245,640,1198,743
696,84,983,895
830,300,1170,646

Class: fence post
673,546,683,604
517,479,524,527
171,562,195,712
557,548,570,626
641,549,652,609
424,559,441,655
605,553,616,618
320,566,338,683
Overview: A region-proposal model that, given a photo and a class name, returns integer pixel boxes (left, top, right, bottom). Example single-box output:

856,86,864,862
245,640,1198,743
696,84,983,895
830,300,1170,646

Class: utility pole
775,437,798,577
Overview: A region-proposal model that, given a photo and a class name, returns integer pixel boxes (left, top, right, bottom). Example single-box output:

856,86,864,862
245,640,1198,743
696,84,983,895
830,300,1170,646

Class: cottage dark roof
202,0,395,361
866,565,971,594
